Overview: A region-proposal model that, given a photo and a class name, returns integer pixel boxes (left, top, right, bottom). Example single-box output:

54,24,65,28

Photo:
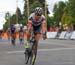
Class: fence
47,31,75,40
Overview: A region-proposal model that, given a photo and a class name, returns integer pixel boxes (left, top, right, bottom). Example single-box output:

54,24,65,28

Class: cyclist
19,24,24,44
0,30,3,39
27,7,47,55
10,24,16,45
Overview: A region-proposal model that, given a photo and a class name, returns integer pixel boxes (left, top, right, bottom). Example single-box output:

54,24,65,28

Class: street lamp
6,12,10,28
59,22,62,31
59,22,62,26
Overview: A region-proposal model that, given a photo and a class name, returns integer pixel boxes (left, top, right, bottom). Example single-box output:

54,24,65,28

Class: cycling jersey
0,30,3,34
19,26,23,32
10,26,16,34
28,13,46,34
29,13,45,26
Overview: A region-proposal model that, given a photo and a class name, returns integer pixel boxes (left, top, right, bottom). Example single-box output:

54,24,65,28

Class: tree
62,13,72,26
38,0,45,3
53,1,66,27
61,2,72,26
47,16,54,30
16,7,23,24
68,0,75,25
3,12,10,32
5,12,10,21
61,0,75,30
30,1,42,13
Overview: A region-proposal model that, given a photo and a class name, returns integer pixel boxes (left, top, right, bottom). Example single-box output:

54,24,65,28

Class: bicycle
24,33,37,65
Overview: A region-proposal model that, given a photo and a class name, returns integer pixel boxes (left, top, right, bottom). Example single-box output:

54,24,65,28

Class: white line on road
39,42,75,47
7,48,75,54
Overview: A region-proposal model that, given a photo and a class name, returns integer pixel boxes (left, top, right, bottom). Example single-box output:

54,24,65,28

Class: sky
0,0,68,30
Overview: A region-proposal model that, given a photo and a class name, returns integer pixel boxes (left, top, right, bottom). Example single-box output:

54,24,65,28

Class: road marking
39,42,75,47
7,48,75,54
55,62,73,64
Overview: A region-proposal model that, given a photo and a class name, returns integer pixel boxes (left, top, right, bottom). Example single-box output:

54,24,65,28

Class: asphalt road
0,38,75,65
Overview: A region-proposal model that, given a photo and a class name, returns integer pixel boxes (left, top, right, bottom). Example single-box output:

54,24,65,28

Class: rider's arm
41,20,47,40
41,20,47,34
27,20,32,40
41,15,47,34
27,20,32,33
27,13,33,32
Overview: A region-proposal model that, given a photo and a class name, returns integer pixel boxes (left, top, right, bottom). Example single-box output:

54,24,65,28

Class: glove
42,33,47,40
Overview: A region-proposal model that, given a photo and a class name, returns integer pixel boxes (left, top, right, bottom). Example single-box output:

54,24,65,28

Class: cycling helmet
34,7,43,16
20,24,23,27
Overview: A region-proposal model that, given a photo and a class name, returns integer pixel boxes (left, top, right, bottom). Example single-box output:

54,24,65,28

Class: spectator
49,26,54,32
55,26,60,32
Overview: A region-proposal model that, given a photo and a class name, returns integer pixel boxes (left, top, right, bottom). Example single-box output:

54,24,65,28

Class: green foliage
53,1,66,27
61,0,75,27
47,16,51,30
30,1,42,13
3,21,9,32
68,0,75,25
20,18,28,25
16,7,23,23
10,14,16,24
62,13,72,26
47,16,54,30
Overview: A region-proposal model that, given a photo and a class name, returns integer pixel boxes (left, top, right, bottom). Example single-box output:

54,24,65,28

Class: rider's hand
42,34,47,40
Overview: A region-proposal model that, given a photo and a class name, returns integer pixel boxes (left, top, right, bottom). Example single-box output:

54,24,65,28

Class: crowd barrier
70,31,75,40
47,32,57,39
58,31,67,39
47,31,75,40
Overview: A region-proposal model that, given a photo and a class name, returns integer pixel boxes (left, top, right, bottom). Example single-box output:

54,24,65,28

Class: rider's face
35,14,41,20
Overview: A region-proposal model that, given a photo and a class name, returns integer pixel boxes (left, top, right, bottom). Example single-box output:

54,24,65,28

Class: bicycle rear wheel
11,38,15,46
19,36,24,44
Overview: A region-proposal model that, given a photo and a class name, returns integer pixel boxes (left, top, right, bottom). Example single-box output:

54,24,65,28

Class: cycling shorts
11,30,15,34
33,25,41,34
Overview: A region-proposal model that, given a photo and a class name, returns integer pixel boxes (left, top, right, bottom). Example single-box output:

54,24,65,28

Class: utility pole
6,12,11,37
8,14,10,27
26,0,29,21
45,0,47,21
16,0,18,24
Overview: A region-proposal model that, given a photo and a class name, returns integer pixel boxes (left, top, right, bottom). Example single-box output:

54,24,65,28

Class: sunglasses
35,14,41,16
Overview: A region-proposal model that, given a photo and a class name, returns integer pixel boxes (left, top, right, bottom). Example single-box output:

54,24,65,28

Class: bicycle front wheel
30,53,36,65
24,50,30,64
